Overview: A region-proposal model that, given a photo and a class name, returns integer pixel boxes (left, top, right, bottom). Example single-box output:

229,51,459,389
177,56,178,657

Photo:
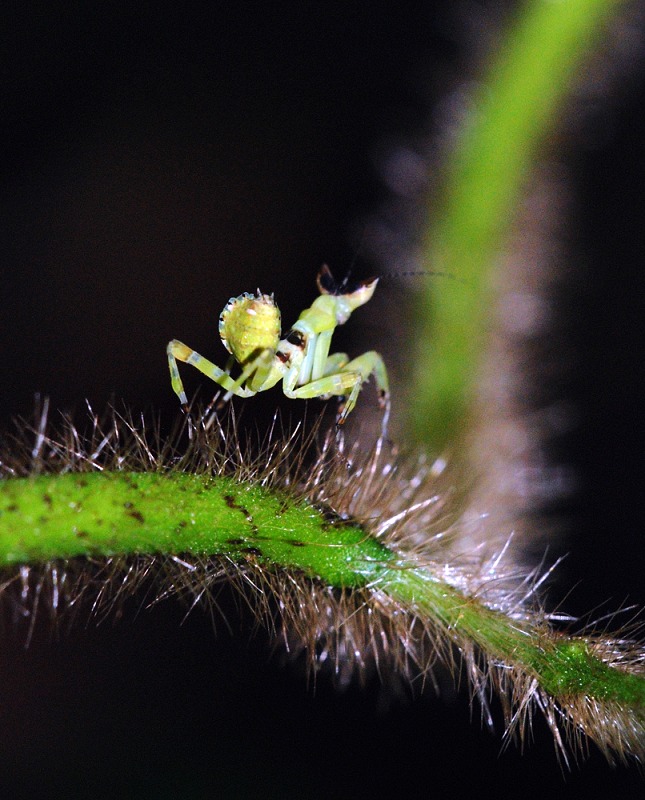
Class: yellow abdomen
218,292,281,365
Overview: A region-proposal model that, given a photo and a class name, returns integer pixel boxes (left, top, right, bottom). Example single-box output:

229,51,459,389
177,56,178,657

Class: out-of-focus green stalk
410,0,624,448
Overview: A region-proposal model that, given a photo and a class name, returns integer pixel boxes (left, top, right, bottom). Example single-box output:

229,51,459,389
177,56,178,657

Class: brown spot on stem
223,494,236,508
223,493,258,532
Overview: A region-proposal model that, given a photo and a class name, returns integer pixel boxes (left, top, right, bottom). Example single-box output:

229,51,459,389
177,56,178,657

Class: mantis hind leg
167,340,257,409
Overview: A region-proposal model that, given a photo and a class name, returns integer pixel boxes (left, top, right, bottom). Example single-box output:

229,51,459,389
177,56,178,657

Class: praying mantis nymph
167,265,389,423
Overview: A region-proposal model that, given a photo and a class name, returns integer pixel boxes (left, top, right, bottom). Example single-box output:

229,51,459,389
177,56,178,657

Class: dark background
1,3,644,798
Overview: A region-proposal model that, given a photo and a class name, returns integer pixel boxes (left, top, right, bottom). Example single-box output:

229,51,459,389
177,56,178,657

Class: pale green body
167,266,389,423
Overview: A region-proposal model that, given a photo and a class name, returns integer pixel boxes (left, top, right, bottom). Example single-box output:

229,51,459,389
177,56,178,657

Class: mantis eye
316,263,338,295
317,264,378,303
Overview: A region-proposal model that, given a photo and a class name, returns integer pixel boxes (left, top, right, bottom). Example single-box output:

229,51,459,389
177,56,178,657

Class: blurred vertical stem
410,0,623,449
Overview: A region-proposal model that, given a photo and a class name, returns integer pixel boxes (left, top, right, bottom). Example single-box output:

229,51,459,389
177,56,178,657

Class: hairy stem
2,470,643,718
0,472,391,586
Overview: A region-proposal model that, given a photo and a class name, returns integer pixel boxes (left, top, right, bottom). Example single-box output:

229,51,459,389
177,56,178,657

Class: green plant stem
2,471,643,710
0,472,391,586
392,570,645,707
411,0,624,448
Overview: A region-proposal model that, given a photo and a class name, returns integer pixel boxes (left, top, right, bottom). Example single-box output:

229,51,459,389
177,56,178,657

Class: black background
1,3,644,798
